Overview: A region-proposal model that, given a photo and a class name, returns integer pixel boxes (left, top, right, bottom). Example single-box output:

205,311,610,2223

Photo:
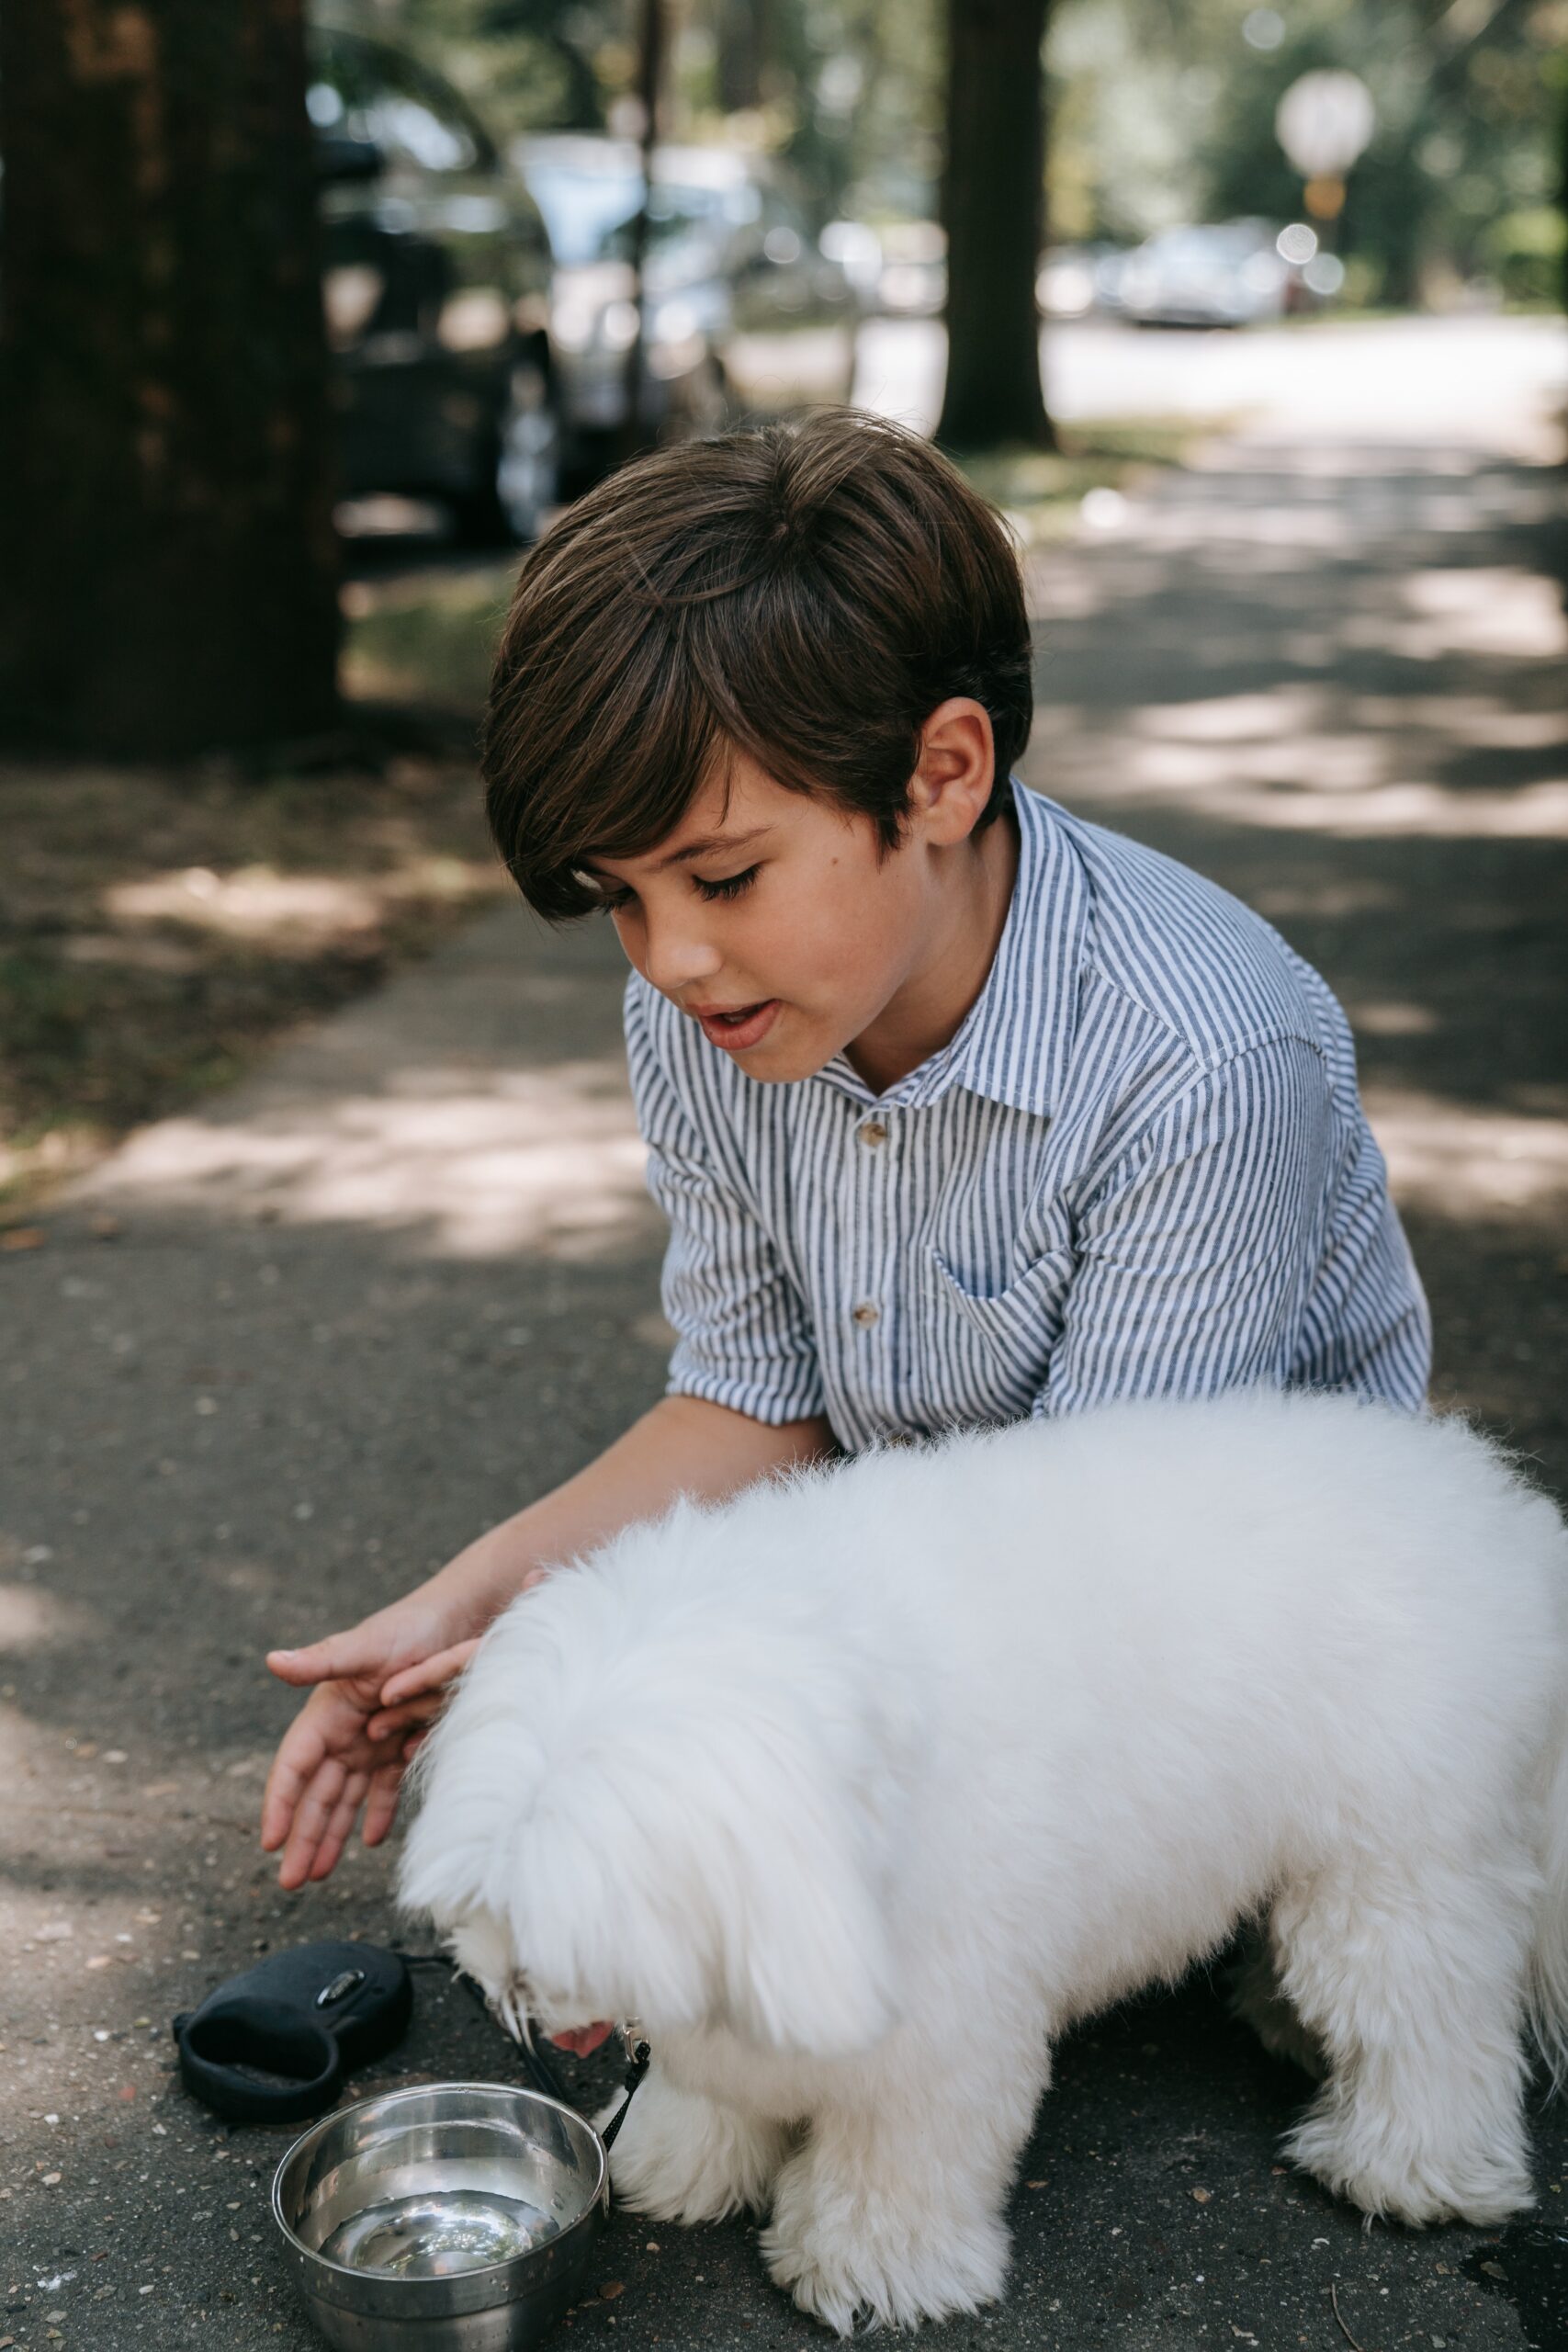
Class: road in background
855,310,1568,454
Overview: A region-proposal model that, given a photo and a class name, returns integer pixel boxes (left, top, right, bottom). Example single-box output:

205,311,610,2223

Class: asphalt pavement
4,319,1567,2350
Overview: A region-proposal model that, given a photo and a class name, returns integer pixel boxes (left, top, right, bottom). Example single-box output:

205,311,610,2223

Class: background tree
716,0,768,111
938,0,1055,451
0,0,340,758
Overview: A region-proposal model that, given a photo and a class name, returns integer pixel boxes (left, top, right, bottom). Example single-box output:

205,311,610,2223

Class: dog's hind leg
759,2046,1045,2335
598,2063,794,2222
1229,1923,1326,2079
1271,1845,1538,2227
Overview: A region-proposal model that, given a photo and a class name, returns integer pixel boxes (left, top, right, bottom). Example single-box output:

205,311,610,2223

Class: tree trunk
716,0,767,115
620,0,665,459
937,0,1055,453
0,0,340,759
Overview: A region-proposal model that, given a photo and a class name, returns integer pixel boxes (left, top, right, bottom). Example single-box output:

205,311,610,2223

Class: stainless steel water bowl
273,2081,607,2350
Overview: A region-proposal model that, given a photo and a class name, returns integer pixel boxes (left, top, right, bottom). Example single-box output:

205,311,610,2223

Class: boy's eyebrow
585,824,773,878
579,823,773,886
658,823,773,868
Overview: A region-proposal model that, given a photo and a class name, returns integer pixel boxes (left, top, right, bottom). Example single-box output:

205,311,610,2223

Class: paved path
4,338,1566,2349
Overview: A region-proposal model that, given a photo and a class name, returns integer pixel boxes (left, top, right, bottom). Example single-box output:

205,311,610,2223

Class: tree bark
937,0,1055,453
0,0,340,758
716,0,767,115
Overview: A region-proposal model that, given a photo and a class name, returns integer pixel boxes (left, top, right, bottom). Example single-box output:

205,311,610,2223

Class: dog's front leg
598,2060,795,2223
760,2054,1044,2335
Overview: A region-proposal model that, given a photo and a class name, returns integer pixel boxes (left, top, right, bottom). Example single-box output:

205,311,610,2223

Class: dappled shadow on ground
1022,435,1568,1482
1025,443,1566,840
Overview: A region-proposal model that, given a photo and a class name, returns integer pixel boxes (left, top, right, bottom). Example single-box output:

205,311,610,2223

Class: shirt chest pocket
919,1244,1075,1422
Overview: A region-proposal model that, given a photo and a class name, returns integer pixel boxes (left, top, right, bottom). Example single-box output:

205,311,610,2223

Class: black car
310,27,563,541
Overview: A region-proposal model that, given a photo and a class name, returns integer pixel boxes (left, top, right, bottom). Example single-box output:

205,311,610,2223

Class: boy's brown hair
482,408,1032,920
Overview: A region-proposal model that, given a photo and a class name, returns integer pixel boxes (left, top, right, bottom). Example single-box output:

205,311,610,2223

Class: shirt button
852,1300,881,1329
858,1119,888,1148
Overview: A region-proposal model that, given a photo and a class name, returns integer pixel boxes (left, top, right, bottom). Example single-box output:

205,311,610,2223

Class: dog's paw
761,2146,1010,2335
1286,2110,1535,2229
597,2070,791,2223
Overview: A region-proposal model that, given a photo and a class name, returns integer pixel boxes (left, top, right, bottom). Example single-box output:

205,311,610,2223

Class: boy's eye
694,865,760,903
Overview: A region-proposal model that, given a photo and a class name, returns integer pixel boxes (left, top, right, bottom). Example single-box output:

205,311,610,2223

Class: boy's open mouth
694,998,781,1052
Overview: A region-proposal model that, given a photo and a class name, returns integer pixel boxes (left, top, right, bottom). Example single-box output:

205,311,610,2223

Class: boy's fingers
362,1761,403,1849
265,1641,345,1688
378,1640,480,1709
276,1758,346,1890
261,1732,324,1853
364,1693,445,1745
310,1772,368,1882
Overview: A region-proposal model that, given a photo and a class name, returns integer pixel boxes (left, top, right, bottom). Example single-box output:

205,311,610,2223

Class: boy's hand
373,1640,482,1733
261,1602,479,1890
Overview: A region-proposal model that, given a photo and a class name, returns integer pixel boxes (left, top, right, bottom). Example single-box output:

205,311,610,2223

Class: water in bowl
321,2188,563,2279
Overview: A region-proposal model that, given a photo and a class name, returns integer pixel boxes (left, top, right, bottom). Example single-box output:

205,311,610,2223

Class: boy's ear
909,697,997,843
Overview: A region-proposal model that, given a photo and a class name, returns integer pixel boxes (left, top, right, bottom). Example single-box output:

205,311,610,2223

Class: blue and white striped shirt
625,779,1430,1453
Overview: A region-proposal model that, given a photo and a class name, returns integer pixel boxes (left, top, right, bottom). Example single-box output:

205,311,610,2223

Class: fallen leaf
600,2281,625,2300
0,1227,46,1251
1191,2188,1212,2203
1025,2179,1046,2189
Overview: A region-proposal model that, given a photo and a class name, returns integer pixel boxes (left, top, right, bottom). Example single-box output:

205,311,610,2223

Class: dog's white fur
399,1390,1568,2334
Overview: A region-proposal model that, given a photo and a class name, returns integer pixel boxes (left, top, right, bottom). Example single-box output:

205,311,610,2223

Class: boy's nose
641,920,723,996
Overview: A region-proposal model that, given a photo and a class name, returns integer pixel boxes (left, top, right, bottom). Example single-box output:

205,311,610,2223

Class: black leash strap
600,2027,652,2152
400,1951,652,2150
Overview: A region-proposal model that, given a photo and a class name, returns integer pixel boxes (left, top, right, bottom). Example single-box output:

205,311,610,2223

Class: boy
261,409,1428,1891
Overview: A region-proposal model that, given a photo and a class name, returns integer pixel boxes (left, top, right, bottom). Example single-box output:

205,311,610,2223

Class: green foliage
1048,0,1568,304
1484,205,1568,304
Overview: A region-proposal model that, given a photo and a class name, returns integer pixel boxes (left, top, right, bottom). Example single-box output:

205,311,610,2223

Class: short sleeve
1036,1037,1330,1417
625,978,827,1426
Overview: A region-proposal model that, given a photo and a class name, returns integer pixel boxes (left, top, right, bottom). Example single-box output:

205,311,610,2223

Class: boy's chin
742,1015,848,1085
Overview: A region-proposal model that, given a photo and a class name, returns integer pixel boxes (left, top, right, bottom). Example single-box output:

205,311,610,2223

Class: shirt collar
815,777,1089,1119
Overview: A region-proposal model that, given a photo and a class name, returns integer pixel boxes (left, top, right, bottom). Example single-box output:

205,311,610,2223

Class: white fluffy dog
399,1390,1568,2334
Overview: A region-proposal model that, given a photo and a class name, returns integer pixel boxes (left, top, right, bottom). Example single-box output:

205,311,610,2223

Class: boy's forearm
417,1394,836,1634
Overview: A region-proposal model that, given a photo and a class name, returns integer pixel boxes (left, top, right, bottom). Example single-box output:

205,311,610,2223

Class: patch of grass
0,749,509,1217
956,420,1195,545
340,559,517,713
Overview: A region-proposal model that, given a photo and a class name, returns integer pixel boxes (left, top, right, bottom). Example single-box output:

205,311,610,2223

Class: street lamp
1275,69,1376,234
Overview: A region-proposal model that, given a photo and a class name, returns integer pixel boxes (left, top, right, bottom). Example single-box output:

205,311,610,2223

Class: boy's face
585,715,1001,1086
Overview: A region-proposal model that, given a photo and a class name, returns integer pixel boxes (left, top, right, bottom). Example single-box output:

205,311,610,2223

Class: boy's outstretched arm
260,1393,835,1889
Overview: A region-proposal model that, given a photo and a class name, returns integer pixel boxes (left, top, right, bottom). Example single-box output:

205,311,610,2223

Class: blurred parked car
513,135,858,471
1115,220,1295,329
1036,243,1130,319
310,26,563,540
